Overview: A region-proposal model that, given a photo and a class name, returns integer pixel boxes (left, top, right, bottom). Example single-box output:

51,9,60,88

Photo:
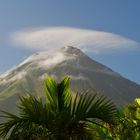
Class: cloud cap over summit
11,27,140,54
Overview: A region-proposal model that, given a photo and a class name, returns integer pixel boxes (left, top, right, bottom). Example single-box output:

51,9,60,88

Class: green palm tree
0,76,118,140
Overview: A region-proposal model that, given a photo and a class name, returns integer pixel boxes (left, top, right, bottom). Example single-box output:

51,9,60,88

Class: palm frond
0,110,28,138
44,76,71,112
44,76,58,112
0,95,49,138
69,92,118,124
57,76,71,111
86,93,118,123
18,95,45,122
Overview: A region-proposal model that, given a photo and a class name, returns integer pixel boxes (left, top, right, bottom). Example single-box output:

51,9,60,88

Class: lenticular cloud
11,27,139,53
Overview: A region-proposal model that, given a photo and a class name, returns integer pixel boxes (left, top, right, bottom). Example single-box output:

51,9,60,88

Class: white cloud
37,51,76,68
69,74,88,81
11,27,140,54
38,52,66,68
0,70,27,84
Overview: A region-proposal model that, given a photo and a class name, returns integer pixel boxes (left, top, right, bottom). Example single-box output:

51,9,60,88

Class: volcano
0,46,140,112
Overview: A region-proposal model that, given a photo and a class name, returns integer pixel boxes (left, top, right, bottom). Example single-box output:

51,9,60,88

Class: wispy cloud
11,27,140,54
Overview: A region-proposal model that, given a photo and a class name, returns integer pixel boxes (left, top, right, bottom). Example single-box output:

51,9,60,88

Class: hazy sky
0,0,140,84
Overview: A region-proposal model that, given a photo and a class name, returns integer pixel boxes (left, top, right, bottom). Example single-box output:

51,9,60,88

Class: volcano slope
0,46,140,112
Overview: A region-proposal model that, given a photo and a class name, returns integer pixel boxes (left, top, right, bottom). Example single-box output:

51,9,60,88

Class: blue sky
0,0,140,84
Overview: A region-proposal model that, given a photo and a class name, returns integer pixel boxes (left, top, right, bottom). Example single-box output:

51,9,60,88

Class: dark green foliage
0,76,118,139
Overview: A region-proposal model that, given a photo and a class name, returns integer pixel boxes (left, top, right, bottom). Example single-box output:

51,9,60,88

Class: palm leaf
69,92,118,124
0,110,29,138
44,76,71,112
57,76,71,111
